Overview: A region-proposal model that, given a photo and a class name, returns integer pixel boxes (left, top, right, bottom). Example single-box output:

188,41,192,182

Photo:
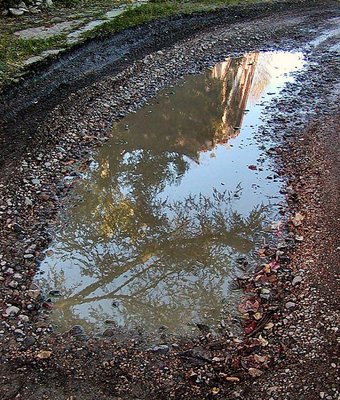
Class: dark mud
0,1,339,399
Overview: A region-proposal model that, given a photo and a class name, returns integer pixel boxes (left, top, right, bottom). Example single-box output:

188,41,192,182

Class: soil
0,1,339,399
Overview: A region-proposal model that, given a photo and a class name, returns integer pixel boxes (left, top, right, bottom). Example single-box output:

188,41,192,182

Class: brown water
39,51,304,335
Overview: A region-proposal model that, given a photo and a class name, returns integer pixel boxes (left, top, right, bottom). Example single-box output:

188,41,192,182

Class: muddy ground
0,1,339,399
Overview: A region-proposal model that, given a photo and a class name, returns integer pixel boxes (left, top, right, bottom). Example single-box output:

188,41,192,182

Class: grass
0,34,68,84
84,0,250,38
0,0,256,88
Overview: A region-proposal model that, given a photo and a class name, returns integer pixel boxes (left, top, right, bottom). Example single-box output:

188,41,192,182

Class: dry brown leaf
264,322,274,330
254,312,262,320
37,350,52,359
212,387,220,395
291,212,305,227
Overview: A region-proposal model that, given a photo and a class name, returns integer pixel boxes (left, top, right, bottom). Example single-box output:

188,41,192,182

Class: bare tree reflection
40,52,276,332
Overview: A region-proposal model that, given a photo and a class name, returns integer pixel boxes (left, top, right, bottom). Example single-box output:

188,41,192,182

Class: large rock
9,8,24,16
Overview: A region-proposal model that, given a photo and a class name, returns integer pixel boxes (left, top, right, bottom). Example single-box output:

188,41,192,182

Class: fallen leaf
258,248,266,258
264,322,274,330
37,350,52,359
238,297,260,314
269,260,280,271
291,212,305,227
254,312,262,320
219,373,240,382
259,335,269,347
244,320,257,334
263,264,271,273
212,387,220,395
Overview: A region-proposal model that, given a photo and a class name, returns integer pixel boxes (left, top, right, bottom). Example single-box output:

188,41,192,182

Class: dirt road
0,1,339,399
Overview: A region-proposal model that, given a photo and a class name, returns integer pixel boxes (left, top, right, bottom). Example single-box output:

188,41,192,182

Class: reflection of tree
40,52,274,332
42,185,269,331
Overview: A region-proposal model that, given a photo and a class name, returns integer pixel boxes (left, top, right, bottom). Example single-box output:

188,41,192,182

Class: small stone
27,289,41,299
24,197,33,207
23,336,36,347
292,276,303,286
5,306,20,316
285,301,296,309
248,367,263,377
148,345,169,354
24,254,34,259
9,8,25,16
102,328,115,337
8,280,18,288
68,325,85,336
19,314,29,322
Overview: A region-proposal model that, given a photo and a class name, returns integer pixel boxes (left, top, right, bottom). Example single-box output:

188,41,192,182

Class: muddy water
39,51,304,335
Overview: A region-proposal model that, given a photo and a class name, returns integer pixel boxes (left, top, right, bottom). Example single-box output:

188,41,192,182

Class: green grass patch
0,0,256,88
54,0,131,8
0,34,67,84
84,0,248,39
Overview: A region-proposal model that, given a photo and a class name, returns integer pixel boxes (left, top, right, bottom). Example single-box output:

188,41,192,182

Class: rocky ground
2,0,53,17
0,1,339,399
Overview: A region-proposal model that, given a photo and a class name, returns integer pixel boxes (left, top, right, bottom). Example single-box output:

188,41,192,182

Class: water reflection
40,51,304,333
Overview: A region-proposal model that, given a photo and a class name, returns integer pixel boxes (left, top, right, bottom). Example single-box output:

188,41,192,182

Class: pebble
68,325,85,336
25,197,33,206
8,280,18,288
27,289,41,299
22,336,36,347
5,305,20,316
148,345,170,354
9,8,24,16
292,276,303,286
285,301,296,309
102,328,115,337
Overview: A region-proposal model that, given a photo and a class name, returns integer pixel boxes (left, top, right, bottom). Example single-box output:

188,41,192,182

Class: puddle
39,51,304,335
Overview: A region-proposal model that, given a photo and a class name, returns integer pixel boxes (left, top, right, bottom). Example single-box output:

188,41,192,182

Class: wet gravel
0,1,339,399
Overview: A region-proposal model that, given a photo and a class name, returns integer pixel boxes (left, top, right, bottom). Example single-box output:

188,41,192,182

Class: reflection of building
211,53,259,142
